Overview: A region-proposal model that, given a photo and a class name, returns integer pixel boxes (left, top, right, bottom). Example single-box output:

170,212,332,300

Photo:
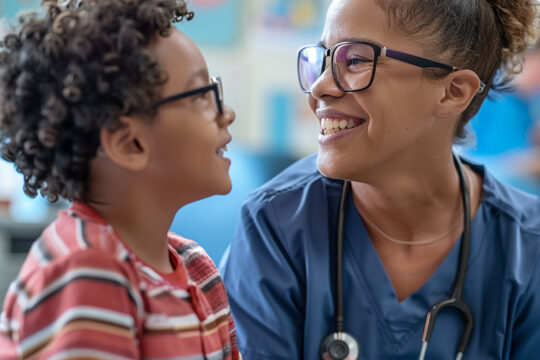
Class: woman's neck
350,158,479,245
350,159,483,301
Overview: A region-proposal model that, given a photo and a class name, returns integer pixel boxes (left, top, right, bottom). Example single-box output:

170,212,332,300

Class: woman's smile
316,108,368,144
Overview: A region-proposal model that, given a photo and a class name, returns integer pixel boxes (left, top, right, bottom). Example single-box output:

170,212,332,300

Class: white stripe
198,271,219,289
144,313,199,331
206,348,225,360
75,218,87,249
201,307,229,326
139,266,163,282
10,280,29,310
183,247,206,263
24,268,143,319
48,348,133,360
10,318,20,333
18,306,136,354
51,222,69,255
30,240,49,266
117,247,130,262
147,285,170,297
147,286,189,299
0,311,10,332
170,289,190,299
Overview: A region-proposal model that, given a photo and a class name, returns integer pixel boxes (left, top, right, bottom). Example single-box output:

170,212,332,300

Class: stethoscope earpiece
320,331,360,360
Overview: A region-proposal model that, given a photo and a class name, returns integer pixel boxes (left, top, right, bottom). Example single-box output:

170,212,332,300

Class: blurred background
1,0,539,304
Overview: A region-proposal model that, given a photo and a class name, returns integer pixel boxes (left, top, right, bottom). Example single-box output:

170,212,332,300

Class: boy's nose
219,105,235,127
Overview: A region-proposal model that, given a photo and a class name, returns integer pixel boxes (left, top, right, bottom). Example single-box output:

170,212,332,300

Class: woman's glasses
155,76,223,114
297,41,486,94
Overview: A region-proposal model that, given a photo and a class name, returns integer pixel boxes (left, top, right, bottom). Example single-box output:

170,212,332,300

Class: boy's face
144,29,235,204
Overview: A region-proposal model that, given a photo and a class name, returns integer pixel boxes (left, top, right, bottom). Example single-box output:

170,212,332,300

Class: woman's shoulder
479,162,540,234
243,154,341,210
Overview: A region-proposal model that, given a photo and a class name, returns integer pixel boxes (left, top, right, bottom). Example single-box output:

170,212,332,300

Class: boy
0,0,239,358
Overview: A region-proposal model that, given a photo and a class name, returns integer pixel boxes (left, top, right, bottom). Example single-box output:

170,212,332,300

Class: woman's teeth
320,118,363,135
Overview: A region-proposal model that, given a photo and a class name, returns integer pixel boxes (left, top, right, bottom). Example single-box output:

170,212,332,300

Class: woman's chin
317,155,347,180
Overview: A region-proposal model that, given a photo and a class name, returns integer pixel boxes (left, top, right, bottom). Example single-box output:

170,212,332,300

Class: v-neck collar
343,180,490,341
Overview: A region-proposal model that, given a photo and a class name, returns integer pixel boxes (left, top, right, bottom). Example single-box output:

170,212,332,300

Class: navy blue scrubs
221,155,540,360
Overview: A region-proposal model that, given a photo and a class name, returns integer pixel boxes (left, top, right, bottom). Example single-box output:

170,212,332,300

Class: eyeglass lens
298,46,325,92
299,43,376,92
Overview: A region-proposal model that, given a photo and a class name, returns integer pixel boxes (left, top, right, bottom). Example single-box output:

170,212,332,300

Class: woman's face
146,29,235,203
309,0,452,181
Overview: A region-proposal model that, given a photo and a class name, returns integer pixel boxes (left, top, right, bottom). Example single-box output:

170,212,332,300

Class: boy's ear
439,69,482,115
99,116,150,171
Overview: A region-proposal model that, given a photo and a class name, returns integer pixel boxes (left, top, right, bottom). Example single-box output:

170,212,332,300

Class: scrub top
221,154,540,360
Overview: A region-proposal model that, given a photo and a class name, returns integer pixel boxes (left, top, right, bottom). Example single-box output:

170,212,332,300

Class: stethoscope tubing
419,154,474,359
336,179,350,333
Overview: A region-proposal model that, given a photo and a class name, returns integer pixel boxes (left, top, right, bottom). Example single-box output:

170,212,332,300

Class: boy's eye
194,91,210,102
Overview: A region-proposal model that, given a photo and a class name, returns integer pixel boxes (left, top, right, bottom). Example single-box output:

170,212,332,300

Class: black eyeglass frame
154,76,224,114
297,41,486,95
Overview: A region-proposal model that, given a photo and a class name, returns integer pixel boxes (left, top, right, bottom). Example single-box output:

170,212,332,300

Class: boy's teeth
216,146,227,155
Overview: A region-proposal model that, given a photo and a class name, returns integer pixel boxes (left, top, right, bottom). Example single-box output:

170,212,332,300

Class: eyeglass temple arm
383,48,486,94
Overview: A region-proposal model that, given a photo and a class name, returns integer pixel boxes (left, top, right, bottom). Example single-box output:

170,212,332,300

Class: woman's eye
347,57,371,66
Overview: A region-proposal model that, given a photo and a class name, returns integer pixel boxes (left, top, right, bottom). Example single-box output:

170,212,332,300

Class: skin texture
87,29,235,273
309,0,482,301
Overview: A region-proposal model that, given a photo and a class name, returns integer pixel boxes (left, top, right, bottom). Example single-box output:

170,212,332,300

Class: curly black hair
0,0,194,202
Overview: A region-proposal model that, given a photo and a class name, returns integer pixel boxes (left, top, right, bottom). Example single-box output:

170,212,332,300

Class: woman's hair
375,0,539,138
0,0,193,202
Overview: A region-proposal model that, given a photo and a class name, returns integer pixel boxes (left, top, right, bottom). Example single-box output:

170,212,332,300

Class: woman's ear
99,116,151,171
440,69,482,115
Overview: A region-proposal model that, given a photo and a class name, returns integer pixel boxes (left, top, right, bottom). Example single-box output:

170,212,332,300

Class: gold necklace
360,169,472,246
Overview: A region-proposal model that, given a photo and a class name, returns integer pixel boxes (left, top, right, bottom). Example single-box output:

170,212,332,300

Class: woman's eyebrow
319,37,384,48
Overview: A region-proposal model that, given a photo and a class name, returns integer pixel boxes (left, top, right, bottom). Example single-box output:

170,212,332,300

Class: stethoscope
320,153,474,360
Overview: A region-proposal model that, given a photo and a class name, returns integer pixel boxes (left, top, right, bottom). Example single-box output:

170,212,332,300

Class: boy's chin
217,180,233,195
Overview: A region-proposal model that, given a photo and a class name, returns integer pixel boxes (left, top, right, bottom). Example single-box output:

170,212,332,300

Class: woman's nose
310,63,345,100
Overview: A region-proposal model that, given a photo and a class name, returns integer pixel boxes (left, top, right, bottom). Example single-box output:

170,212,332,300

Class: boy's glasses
155,76,223,114
297,41,486,94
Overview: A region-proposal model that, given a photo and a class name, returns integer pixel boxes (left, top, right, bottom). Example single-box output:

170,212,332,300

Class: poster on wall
255,0,331,42
176,0,243,46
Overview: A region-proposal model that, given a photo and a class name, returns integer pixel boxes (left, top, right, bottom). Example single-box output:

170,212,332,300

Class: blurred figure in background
463,40,540,194
0,0,240,358
520,41,540,145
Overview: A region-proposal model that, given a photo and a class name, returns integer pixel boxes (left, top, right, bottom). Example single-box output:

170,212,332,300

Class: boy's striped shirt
0,201,240,359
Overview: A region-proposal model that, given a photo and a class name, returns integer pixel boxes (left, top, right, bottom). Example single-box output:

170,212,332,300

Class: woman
221,0,540,359
0,0,239,358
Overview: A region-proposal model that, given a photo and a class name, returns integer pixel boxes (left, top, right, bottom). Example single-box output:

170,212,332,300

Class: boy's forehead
150,29,209,90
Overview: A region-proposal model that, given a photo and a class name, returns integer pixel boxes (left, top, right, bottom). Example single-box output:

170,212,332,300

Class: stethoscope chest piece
320,331,359,360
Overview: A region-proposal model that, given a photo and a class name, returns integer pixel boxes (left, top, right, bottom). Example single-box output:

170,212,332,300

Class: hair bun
488,0,538,74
